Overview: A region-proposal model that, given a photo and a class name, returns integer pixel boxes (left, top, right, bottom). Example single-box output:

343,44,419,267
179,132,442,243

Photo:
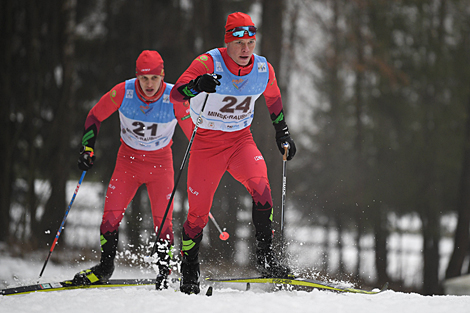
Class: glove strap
177,79,200,100
81,124,97,148
272,112,289,137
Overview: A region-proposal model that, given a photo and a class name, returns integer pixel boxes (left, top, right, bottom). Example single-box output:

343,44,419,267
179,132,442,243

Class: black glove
275,127,296,161
178,73,222,99
78,146,95,171
192,73,222,93
272,110,296,160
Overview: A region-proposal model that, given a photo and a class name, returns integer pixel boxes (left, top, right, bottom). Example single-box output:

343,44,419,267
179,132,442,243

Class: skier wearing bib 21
170,12,297,294
73,50,192,290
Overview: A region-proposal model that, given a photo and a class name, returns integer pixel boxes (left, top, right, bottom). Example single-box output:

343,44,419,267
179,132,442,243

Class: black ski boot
72,263,115,285
180,255,200,294
72,230,118,285
156,265,170,290
155,240,172,290
179,228,202,294
255,240,292,278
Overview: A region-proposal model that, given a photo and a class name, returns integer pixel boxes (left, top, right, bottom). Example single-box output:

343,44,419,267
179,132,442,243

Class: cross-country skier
72,50,192,290
170,12,297,294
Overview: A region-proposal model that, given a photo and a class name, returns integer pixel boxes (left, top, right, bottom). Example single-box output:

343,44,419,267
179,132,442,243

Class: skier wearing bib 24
170,12,297,294
72,50,192,290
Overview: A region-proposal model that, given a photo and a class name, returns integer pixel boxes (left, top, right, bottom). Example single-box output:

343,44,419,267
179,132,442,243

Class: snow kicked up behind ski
205,276,388,295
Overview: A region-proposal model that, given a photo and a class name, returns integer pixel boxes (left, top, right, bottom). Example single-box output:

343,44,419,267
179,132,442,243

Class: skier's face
137,75,162,97
226,38,256,66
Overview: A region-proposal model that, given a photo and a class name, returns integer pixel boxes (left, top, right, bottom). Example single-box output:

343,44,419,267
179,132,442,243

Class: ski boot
179,228,202,294
72,230,118,285
180,255,200,294
156,265,170,290
255,240,292,278
72,262,115,285
155,240,172,290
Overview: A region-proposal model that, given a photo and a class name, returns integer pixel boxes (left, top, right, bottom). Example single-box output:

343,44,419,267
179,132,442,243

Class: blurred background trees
2,0,470,295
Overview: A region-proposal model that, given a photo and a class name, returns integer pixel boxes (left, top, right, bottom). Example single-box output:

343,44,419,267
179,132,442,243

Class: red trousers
184,128,273,239
100,142,175,243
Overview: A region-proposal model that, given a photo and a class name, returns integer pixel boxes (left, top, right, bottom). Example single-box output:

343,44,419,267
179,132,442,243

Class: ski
206,276,388,295
1,278,156,296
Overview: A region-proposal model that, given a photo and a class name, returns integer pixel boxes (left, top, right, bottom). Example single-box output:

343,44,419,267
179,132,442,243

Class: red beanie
135,50,165,77
224,12,256,44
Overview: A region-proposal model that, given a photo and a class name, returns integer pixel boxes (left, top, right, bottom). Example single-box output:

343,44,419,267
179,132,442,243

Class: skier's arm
78,83,125,170
173,100,193,140
170,54,216,103
264,63,296,161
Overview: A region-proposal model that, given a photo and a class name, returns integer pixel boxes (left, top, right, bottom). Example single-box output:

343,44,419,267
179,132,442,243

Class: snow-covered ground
1,255,470,313
17,179,460,290
4,181,469,312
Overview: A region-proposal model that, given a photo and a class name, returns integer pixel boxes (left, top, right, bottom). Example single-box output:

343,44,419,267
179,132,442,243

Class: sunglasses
227,26,257,37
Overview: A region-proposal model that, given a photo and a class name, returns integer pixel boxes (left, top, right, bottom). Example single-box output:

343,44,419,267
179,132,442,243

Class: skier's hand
178,74,222,99
193,73,222,93
78,146,95,171
275,128,296,161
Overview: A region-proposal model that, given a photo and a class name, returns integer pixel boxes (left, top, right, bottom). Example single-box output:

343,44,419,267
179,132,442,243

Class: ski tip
205,286,213,297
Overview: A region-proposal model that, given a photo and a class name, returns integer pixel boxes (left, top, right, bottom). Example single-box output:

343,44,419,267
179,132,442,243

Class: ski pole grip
283,143,289,161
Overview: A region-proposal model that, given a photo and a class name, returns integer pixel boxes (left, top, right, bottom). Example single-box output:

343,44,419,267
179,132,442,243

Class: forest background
2,0,470,296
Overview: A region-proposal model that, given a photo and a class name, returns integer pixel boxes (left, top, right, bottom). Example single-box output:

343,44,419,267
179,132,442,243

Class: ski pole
39,170,87,280
280,143,289,249
209,212,229,241
149,93,210,257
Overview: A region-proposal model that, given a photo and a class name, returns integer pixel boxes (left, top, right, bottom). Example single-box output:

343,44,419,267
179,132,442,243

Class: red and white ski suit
170,48,284,241
84,79,192,244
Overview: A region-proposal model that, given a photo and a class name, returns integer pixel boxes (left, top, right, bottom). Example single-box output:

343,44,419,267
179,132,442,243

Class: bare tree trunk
335,216,345,274
352,1,366,279
23,1,42,247
446,95,470,279
41,0,77,250
0,0,15,242
421,210,441,295
374,205,390,286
